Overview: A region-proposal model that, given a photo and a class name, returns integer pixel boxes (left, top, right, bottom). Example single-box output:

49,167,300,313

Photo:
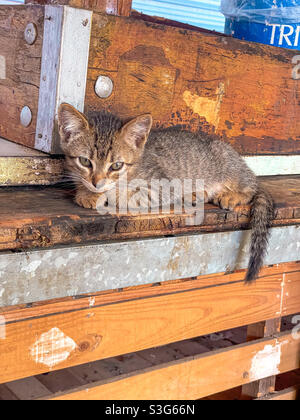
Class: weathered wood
85,13,300,155
35,5,92,153
0,5,44,149
1,271,298,383
0,157,63,186
0,176,299,251
25,0,132,16
242,318,281,398
47,332,300,400
0,138,45,157
256,385,300,400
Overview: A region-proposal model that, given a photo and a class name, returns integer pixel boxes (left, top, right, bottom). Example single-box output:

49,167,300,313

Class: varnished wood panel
48,332,300,400
0,274,286,383
85,13,300,155
0,176,299,251
0,6,44,148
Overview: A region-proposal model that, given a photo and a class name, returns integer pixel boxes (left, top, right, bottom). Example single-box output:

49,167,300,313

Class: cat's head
58,103,152,193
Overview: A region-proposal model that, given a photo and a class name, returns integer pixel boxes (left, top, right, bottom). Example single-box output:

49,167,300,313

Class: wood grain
0,157,63,186
256,385,300,400
85,13,300,155
0,5,44,148
0,175,299,251
25,0,132,15
0,274,287,383
48,332,300,400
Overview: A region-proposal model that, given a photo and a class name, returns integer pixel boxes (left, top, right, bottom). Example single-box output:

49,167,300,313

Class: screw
24,23,37,45
20,106,32,127
95,75,114,99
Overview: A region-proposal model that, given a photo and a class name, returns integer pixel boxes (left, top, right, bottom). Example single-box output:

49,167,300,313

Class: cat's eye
78,157,92,168
110,162,124,171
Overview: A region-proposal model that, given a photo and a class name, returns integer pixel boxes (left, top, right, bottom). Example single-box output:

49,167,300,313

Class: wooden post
24,0,132,16
241,318,282,399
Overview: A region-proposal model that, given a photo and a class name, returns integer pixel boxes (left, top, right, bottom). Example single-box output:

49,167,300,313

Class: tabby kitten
58,103,274,283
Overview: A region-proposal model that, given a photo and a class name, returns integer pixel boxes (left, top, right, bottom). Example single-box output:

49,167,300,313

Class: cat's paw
75,190,100,209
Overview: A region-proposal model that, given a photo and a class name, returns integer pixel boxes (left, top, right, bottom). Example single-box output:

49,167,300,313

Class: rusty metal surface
0,225,299,307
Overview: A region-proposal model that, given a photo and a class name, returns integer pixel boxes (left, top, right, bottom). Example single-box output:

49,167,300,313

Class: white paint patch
89,297,95,307
0,55,5,79
30,327,77,368
250,344,281,381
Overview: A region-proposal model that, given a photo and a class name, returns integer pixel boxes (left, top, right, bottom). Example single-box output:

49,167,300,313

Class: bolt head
95,76,113,99
20,106,32,127
24,23,37,45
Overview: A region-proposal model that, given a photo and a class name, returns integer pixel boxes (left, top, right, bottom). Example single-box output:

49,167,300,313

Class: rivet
20,106,32,127
95,75,113,99
24,23,38,45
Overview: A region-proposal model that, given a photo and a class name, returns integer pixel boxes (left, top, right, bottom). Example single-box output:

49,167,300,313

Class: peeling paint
250,344,281,381
183,82,225,128
30,327,77,369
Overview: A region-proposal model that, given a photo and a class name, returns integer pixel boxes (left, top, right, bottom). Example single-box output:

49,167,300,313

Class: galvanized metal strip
0,225,299,307
244,156,300,176
35,6,92,154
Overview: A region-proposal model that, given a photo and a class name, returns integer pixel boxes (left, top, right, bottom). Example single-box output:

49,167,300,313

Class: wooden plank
0,274,286,383
25,0,132,16
35,6,92,153
242,318,281,398
256,385,300,400
0,138,45,157
47,332,300,400
283,271,300,317
0,175,299,252
0,384,18,400
5,377,51,400
0,5,44,149
85,13,300,156
0,157,63,186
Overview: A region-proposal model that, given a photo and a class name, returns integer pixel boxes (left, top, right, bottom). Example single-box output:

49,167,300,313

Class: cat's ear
57,103,89,145
121,114,153,150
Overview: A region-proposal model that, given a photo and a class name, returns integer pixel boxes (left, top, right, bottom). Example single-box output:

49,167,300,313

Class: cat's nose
93,175,105,189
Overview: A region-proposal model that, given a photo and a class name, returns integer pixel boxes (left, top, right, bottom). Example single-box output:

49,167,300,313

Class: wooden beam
0,275,299,383
85,13,300,156
46,332,300,400
0,274,289,383
0,5,44,149
0,176,299,252
256,385,300,400
25,0,132,16
35,5,92,153
242,318,281,398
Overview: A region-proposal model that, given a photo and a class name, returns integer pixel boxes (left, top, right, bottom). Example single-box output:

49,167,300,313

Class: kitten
58,103,274,283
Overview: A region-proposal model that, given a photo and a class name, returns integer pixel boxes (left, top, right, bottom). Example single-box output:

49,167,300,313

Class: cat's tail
245,187,274,283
